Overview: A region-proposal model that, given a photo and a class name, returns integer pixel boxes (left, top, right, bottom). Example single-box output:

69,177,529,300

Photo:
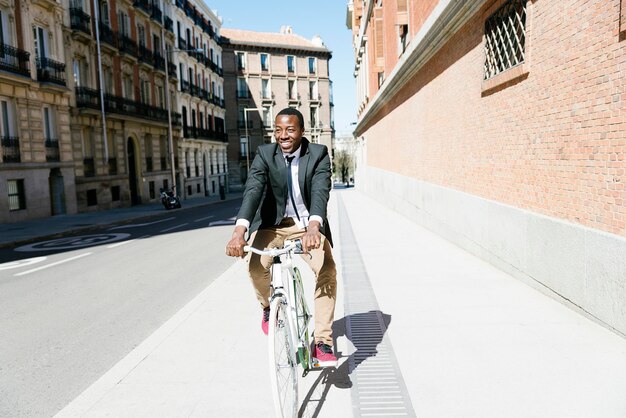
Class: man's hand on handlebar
302,221,322,253
225,225,247,258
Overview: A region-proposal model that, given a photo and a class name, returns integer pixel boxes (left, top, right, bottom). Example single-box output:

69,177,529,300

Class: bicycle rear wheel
268,296,298,417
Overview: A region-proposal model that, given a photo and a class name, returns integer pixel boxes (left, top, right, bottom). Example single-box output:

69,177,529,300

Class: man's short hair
276,107,304,129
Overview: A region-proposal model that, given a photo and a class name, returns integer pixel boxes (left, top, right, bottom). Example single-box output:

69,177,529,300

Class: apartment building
66,0,182,212
347,0,626,336
0,0,75,222
171,0,227,199
220,26,334,188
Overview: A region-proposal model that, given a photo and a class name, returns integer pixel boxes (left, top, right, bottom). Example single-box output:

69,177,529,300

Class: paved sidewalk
0,192,241,249
53,188,626,417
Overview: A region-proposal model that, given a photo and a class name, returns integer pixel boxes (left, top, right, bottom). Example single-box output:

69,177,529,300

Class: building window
309,81,318,100
240,137,248,157
287,55,295,73
149,181,155,199
308,57,316,74
484,0,527,80
288,79,296,100
237,78,248,98
7,179,26,211
262,106,272,127
261,79,270,99
237,52,246,70
398,24,409,55
260,53,269,71
377,72,384,87
310,107,319,128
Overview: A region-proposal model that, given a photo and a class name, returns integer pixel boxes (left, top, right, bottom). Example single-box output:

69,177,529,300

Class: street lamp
243,107,260,174
161,28,203,194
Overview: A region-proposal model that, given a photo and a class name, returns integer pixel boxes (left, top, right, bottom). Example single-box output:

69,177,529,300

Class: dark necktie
285,156,301,221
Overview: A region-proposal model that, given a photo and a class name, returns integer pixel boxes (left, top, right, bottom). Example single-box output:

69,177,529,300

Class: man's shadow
298,310,392,418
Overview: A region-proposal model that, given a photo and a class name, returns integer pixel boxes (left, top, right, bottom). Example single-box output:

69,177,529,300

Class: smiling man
225,107,337,367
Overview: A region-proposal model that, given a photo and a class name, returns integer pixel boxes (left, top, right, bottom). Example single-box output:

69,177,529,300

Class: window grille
8,179,25,211
484,0,527,80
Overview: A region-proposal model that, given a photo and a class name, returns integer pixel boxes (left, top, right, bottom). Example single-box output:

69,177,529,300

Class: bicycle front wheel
268,296,298,417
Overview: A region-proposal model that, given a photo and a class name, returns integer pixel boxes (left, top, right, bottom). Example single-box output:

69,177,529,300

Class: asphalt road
0,199,242,417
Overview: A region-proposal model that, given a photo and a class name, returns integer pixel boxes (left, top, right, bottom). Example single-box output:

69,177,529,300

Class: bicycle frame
269,242,310,369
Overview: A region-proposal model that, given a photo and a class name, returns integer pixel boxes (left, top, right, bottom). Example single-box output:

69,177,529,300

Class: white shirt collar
282,145,302,162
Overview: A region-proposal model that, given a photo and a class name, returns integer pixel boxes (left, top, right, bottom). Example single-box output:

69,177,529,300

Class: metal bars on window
484,0,527,80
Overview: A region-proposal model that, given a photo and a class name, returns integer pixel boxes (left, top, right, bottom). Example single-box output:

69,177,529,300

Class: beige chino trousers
247,218,337,346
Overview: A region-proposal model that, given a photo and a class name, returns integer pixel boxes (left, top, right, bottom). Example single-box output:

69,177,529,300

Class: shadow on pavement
299,310,391,417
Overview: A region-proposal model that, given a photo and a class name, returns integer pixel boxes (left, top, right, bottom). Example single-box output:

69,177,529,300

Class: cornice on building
354,0,487,137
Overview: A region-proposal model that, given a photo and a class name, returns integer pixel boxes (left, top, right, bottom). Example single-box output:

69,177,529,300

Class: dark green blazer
237,138,333,246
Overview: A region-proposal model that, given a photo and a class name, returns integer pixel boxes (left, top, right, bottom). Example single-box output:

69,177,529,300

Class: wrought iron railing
138,45,152,64
118,34,138,57
45,139,60,162
153,54,165,71
0,44,31,77
164,16,174,32
75,87,172,123
178,38,187,51
98,22,116,47
167,61,176,78
1,136,20,163
180,79,190,93
36,57,66,85
70,8,91,35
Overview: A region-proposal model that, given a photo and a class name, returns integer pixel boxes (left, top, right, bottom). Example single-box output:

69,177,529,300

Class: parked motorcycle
160,188,182,210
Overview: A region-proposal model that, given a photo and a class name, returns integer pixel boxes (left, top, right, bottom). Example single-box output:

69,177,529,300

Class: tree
333,150,353,185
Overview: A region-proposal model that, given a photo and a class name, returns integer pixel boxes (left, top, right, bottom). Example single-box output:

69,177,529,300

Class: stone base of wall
363,166,626,338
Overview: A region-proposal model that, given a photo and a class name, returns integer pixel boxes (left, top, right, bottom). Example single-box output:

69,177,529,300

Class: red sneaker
261,307,270,335
313,342,338,368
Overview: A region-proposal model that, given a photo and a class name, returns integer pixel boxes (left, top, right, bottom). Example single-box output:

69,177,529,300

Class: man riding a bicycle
225,107,337,367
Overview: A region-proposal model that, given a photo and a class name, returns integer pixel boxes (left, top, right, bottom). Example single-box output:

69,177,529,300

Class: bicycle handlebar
243,239,303,257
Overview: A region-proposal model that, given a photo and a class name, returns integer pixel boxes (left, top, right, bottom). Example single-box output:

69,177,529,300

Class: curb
0,195,241,250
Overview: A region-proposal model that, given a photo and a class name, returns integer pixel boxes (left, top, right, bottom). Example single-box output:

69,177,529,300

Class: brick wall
365,0,626,236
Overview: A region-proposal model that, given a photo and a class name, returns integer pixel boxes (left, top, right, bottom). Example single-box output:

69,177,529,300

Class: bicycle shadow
298,310,392,418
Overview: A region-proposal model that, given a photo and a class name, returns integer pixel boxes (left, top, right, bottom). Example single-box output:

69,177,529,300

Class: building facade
221,26,334,189
171,0,227,200
348,0,626,336
0,0,76,222
68,0,181,212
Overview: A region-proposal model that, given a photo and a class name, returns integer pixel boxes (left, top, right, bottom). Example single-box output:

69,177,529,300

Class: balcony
153,54,165,71
98,22,116,48
118,34,138,58
151,6,162,23
75,86,100,108
138,45,152,65
133,0,152,15
45,139,60,162
164,16,174,33
36,57,66,86
167,61,177,78
70,8,91,35
178,39,187,51
83,157,95,177
0,44,31,77
180,79,190,93
1,136,20,163
75,87,172,123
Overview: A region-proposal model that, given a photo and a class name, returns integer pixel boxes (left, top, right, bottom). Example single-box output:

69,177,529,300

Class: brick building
347,0,626,336
220,26,334,188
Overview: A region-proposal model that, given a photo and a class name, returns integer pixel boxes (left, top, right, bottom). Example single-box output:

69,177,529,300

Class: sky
206,0,357,136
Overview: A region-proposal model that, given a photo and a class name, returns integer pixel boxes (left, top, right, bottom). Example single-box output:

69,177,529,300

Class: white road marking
193,215,214,222
0,257,47,271
208,217,236,227
160,223,189,233
14,253,93,276
108,218,175,231
106,234,151,248
15,234,130,252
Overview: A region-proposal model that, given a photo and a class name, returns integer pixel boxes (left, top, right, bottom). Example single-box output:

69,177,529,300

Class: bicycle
243,239,319,418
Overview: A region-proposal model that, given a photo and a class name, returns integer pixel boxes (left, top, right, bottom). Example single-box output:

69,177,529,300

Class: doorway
49,168,66,215
127,137,140,205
